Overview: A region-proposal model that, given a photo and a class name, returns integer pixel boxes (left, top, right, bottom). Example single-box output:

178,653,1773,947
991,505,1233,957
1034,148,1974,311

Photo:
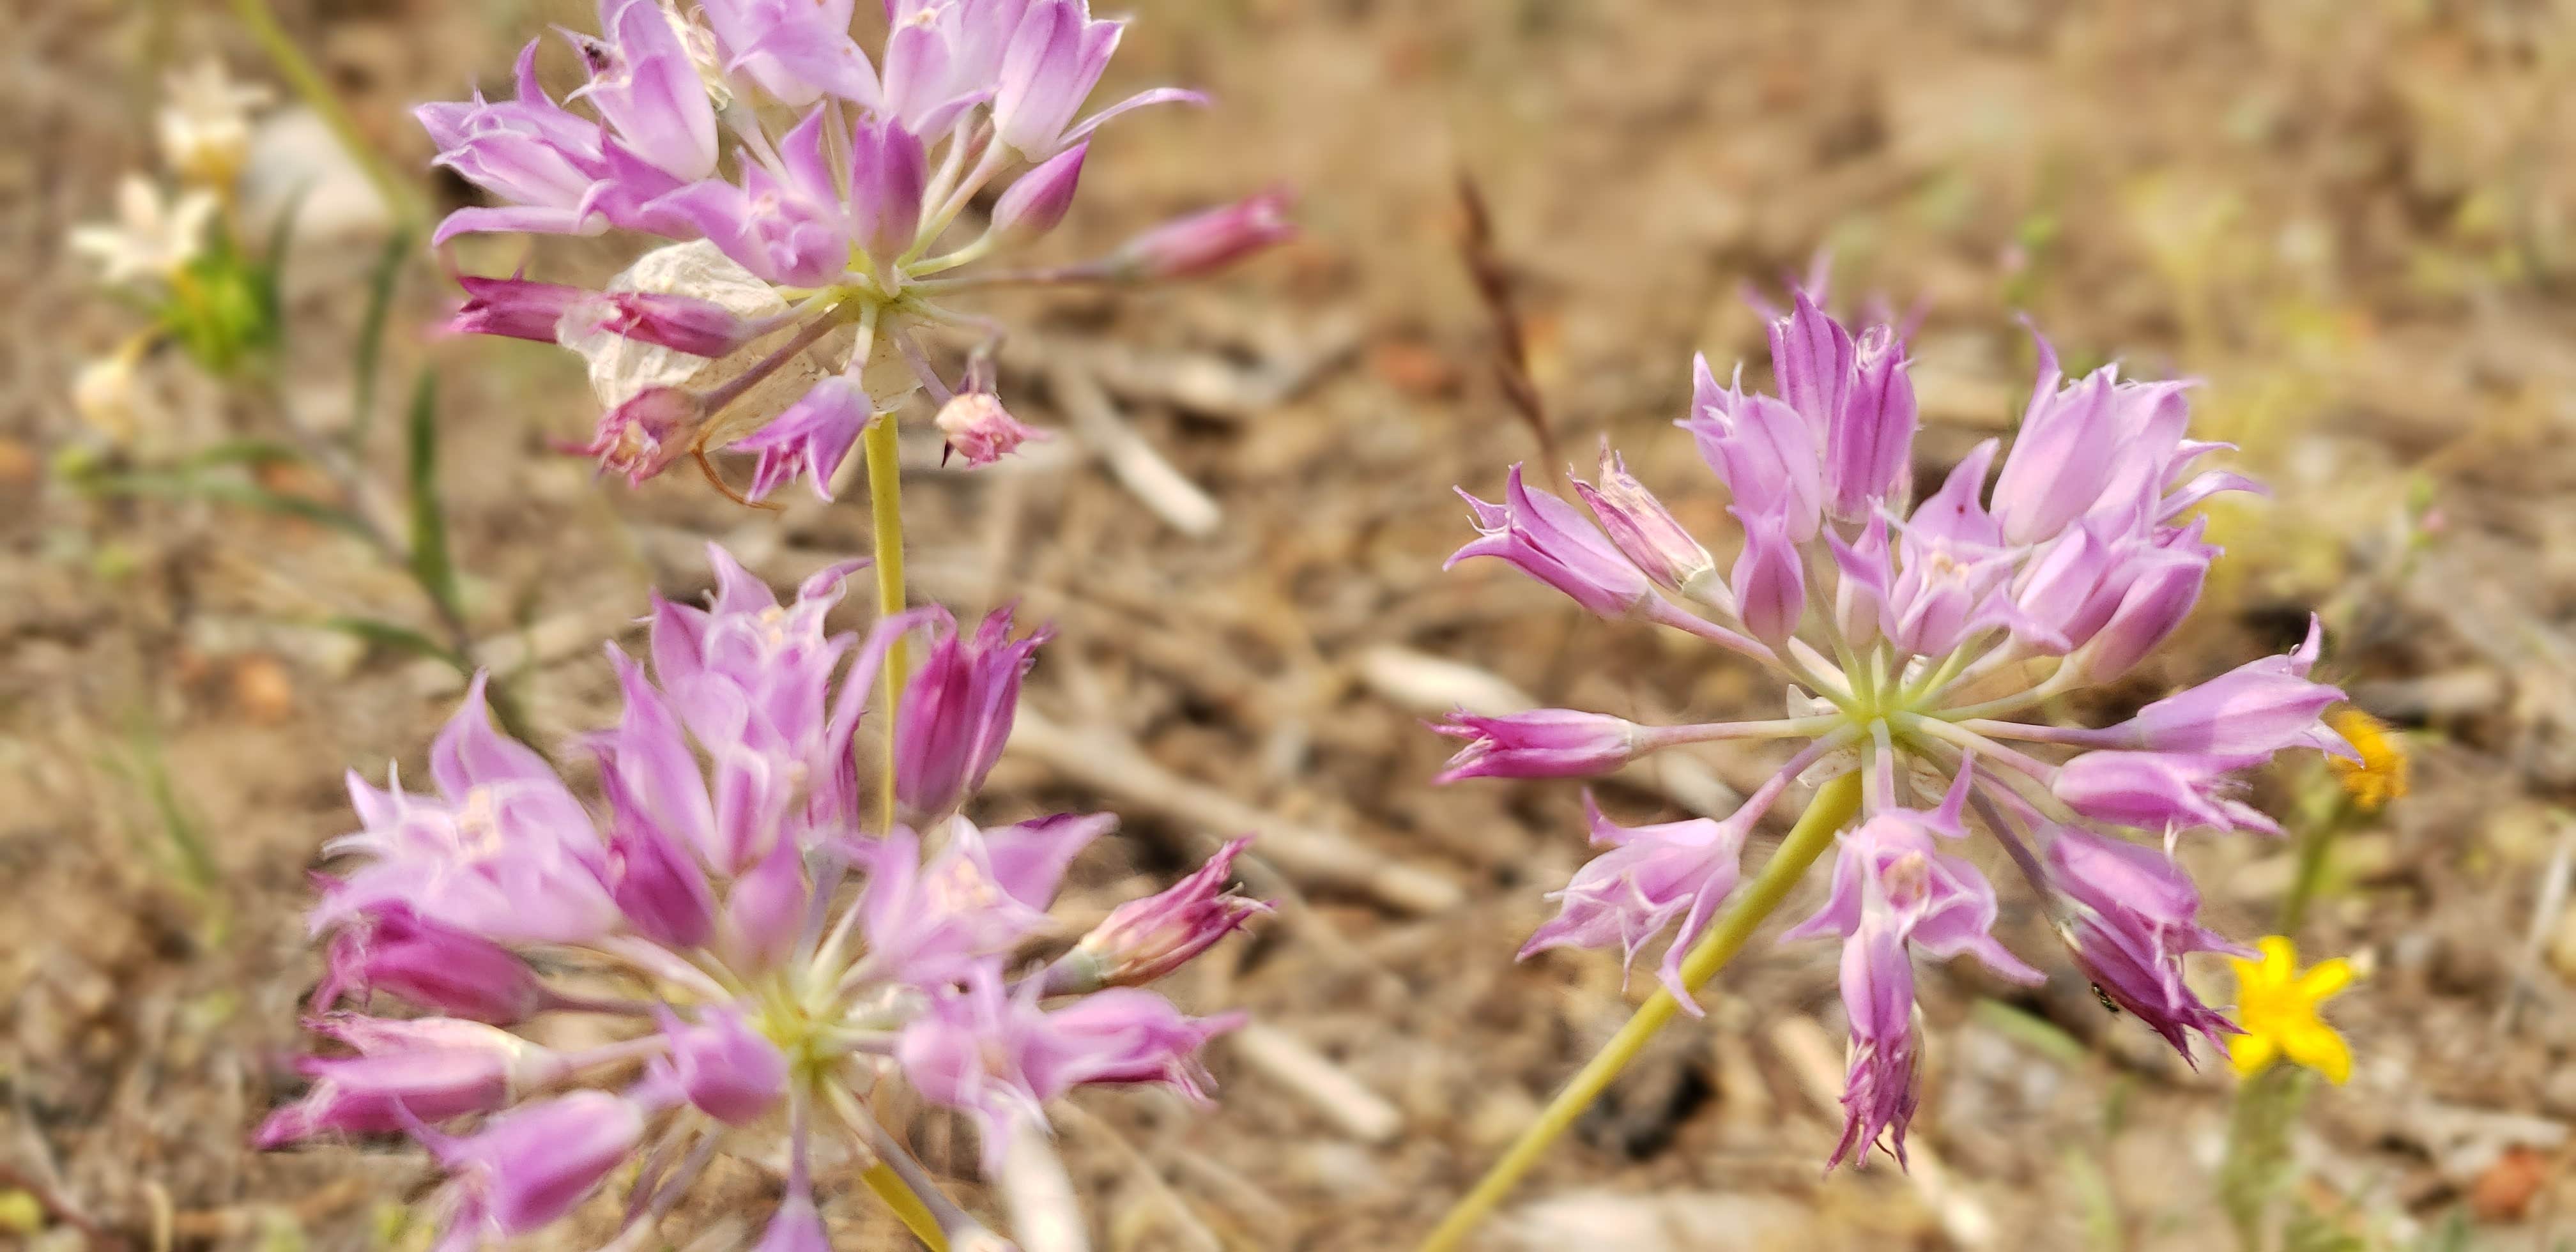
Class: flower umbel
422,0,1293,495
2227,936,2355,1083
263,546,1261,1249
1437,294,2345,1168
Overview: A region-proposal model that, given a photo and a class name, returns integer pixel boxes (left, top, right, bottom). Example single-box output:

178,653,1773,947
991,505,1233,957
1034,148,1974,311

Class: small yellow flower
2326,709,2407,812
2228,936,2354,1083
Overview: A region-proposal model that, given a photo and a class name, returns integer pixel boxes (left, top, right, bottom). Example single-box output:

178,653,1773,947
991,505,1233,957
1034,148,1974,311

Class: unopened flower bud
992,142,1088,241
1108,190,1294,280
1430,708,1643,783
566,386,704,484
1728,505,1807,648
895,607,1048,823
935,392,1046,467
1574,447,1714,593
315,902,551,1024
254,1016,567,1146
579,290,767,358
1048,837,1268,993
450,275,589,342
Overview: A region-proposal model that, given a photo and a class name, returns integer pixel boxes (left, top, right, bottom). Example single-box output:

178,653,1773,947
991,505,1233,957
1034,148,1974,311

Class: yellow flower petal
2279,1021,2352,1085
2255,936,2298,984
2294,957,2355,1002
2228,1032,2278,1078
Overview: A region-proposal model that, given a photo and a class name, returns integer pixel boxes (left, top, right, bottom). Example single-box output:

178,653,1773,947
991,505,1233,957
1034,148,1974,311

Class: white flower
158,58,272,187
70,176,218,287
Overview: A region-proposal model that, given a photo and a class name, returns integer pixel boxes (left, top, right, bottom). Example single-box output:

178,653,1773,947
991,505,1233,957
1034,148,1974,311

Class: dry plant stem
224,0,427,231
865,413,909,836
1414,772,1864,1252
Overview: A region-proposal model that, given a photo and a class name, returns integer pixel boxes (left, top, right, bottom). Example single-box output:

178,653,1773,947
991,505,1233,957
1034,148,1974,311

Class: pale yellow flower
2227,935,2355,1084
158,58,272,188
70,175,218,287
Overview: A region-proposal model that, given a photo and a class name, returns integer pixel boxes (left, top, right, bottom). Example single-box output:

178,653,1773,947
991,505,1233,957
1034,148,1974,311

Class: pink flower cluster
1438,289,2350,1166
261,546,1264,1249
422,0,1293,492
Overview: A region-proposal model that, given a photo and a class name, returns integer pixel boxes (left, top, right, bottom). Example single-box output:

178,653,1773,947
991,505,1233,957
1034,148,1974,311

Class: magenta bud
255,1016,564,1147
1825,324,1917,523
656,1008,787,1126
1728,505,1806,648
850,116,929,271
607,818,717,950
449,275,590,342
1429,708,1643,783
314,905,550,1024
933,392,1046,467
1573,447,1714,593
1108,188,1295,280
1052,837,1269,993
2070,553,2207,682
1767,289,1853,439
580,291,765,358
564,386,705,484
894,607,1048,822
992,142,1089,241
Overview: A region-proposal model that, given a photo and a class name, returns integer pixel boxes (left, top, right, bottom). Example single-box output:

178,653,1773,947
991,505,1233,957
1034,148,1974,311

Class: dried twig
2497,812,2576,1034
1045,363,1222,537
1454,172,1564,485
1057,1104,1223,1252
1227,1022,1404,1143
1006,707,1464,915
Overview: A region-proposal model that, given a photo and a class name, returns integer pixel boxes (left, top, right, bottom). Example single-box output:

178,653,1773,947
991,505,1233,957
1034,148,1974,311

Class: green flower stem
225,0,429,233
1415,772,1864,1252
863,415,908,837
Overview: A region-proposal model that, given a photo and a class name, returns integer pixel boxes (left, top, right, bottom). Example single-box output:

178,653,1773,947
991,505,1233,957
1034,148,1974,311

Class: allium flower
264,545,1261,1248
422,0,1292,494
1439,295,2349,1167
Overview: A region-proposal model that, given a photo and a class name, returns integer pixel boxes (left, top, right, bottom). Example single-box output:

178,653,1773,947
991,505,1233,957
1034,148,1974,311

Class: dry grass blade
1453,171,1565,485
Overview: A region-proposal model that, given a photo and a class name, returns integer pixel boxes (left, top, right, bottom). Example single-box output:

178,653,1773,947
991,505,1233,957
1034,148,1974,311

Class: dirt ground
11,0,2576,1248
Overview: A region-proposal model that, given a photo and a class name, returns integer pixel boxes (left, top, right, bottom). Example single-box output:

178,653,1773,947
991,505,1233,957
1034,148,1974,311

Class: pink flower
1448,466,1654,619
1055,837,1269,991
1430,708,1643,783
935,392,1047,467
1519,797,1754,1004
